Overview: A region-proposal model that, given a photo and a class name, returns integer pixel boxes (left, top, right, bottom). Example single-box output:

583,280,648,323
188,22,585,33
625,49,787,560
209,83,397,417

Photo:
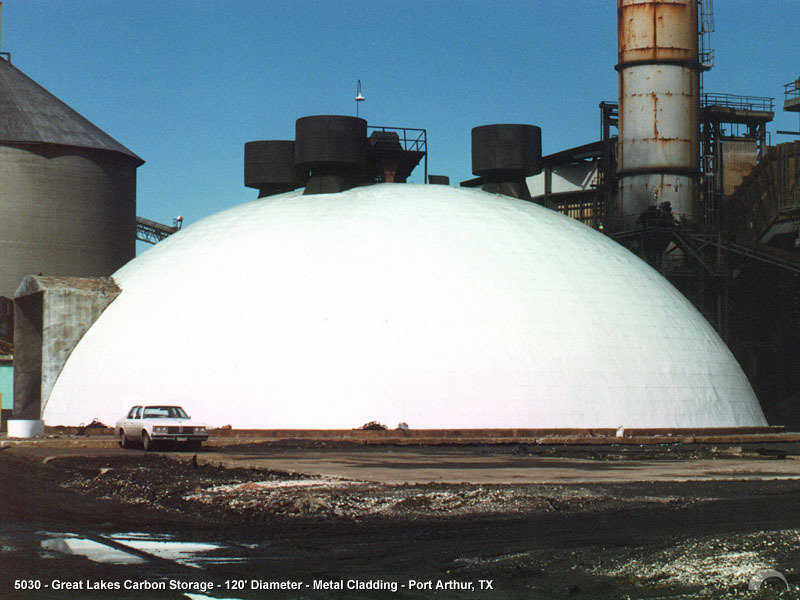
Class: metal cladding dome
0,58,143,164
44,184,766,429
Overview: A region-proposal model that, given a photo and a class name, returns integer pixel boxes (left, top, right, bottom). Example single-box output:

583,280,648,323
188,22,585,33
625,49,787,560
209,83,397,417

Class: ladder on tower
698,0,714,70
698,0,715,226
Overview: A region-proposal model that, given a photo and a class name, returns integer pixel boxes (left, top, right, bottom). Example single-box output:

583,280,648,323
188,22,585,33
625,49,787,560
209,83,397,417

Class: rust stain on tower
616,0,701,227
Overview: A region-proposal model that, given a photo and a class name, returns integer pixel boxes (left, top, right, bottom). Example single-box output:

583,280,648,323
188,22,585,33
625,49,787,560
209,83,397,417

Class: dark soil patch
5,450,800,599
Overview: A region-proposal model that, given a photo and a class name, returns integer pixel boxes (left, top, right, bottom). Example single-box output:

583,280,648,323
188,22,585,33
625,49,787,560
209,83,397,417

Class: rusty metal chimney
616,0,700,228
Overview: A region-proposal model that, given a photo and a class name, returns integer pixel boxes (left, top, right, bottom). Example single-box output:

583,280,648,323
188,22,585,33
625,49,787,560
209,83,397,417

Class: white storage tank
43,183,765,429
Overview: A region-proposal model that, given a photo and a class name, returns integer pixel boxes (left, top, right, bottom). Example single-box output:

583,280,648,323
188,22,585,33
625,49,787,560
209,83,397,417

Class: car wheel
142,431,154,451
185,440,202,452
119,430,129,449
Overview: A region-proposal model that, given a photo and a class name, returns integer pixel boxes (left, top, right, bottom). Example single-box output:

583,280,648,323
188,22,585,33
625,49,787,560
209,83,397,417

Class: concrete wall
13,276,120,421
13,292,43,419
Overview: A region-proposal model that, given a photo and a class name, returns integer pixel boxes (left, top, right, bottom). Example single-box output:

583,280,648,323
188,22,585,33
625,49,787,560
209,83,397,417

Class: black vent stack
244,140,301,198
295,116,367,195
471,124,542,200
244,115,428,196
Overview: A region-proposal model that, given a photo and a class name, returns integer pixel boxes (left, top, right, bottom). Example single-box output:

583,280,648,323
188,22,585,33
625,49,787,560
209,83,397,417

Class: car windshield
142,406,188,419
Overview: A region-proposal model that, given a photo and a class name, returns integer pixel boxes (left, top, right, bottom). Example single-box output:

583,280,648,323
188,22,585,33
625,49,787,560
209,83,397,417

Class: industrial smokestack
616,0,700,228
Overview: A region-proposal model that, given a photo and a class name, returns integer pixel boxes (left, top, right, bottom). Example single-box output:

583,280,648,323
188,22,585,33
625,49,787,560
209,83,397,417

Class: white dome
45,184,766,428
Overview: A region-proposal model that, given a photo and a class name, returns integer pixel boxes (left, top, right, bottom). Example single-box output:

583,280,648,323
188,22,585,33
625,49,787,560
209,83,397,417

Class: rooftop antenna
355,79,365,118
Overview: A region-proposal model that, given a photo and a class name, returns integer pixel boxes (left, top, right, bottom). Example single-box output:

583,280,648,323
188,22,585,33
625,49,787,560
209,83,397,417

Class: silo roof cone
0,58,143,165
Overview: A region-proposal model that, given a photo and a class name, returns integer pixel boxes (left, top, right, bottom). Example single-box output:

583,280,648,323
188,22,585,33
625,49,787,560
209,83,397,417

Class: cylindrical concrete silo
0,57,143,299
616,0,700,228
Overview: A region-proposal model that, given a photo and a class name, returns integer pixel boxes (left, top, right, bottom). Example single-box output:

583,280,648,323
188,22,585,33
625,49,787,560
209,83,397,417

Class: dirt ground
4,438,800,599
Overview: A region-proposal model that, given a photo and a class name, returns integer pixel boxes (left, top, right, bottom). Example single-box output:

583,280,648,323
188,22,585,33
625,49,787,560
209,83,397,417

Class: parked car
116,405,208,451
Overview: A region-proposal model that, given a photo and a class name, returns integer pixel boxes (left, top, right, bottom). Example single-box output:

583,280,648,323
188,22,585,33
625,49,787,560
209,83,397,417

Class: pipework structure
523,104,618,230
615,0,701,229
700,93,774,227
135,216,183,245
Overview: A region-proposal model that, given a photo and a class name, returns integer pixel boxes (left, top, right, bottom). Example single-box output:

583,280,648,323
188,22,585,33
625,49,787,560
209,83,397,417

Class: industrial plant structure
615,0,701,228
515,0,800,428
19,112,759,430
244,116,428,197
3,2,798,434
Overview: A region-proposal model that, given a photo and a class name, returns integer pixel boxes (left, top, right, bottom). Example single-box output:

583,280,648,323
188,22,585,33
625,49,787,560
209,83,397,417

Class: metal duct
471,124,542,201
616,0,700,227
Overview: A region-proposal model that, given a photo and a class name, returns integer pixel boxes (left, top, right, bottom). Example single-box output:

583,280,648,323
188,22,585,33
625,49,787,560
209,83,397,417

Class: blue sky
2,1,798,250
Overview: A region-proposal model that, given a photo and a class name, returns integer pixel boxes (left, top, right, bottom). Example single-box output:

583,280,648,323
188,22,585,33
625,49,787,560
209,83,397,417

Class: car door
133,406,143,439
121,407,132,439
125,406,141,441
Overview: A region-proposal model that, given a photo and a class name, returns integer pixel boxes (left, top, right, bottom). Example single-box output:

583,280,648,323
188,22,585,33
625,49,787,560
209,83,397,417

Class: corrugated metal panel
0,58,143,165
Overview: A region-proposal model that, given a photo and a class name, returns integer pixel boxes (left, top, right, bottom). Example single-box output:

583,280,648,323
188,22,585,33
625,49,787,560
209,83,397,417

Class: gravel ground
56,455,716,522
5,447,800,599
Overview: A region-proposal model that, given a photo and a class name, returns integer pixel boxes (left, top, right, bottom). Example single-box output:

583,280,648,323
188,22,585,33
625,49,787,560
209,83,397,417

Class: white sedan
116,405,208,451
